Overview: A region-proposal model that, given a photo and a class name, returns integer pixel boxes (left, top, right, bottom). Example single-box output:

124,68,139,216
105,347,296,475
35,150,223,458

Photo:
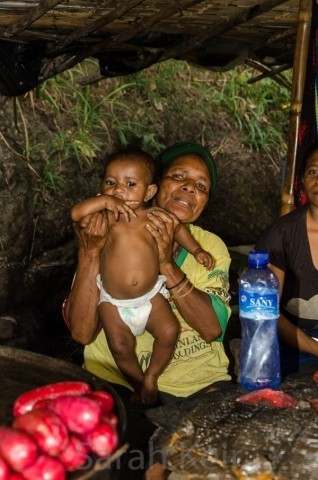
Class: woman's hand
73,211,108,254
67,211,108,344
146,209,177,265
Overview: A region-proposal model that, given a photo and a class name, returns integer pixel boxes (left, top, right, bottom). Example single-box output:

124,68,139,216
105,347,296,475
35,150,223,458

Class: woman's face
303,150,318,208
154,154,211,223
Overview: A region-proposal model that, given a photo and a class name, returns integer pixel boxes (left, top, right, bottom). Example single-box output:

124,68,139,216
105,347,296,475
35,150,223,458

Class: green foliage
49,130,100,166
191,66,290,155
125,60,290,156
20,59,290,196
42,160,65,192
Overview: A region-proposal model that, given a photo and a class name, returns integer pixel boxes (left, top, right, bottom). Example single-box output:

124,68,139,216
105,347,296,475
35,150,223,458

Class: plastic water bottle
238,250,281,391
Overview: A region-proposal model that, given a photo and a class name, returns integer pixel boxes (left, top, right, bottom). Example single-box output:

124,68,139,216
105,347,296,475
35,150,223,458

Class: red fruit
82,422,118,457
13,409,69,457
33,398,52,410
102,412,119,429
49,395,101,434
13,382,92,417
23,455,66,480
59,435,89,471
7,475,25,480
0,455,10,480
0,428,38,472
89,391,114,413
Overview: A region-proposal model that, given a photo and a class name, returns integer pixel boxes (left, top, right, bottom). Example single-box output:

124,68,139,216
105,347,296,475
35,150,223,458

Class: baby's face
102,157,155,204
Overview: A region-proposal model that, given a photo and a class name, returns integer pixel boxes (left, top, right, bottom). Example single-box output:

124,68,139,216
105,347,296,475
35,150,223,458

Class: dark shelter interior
1,1,318,479
0,1,301,98
0,0,308,368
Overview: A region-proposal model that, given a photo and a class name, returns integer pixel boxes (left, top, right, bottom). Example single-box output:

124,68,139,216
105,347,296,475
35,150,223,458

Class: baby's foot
130,389,143,405
140,374,158,406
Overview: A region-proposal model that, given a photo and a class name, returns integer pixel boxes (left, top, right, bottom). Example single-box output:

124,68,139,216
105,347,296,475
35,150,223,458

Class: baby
71,147,214,405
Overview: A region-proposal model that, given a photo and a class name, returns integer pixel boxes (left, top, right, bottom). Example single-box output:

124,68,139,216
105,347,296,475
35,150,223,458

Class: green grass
12,59,290,197
191,66,290,155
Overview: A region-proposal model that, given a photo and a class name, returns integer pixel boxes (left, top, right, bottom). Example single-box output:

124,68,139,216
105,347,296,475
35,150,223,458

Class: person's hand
145,209,177,265
73,211,109,254
101,194,139,221
193,248,215,270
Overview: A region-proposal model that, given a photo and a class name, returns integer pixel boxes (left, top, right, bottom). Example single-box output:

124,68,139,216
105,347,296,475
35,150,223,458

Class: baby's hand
193,248,215,270
102,194,139,221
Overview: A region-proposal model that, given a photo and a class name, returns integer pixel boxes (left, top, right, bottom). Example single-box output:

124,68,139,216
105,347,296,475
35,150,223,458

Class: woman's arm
278,314,318,355
66,211,108,344
269,263,318,356
161,259,222,342
146,210,224,342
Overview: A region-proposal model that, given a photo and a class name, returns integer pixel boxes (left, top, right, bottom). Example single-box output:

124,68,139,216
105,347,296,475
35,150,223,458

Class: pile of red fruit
0,381,119,480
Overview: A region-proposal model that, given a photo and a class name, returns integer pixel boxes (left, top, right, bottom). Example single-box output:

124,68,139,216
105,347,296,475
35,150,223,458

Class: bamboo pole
280,0,312,215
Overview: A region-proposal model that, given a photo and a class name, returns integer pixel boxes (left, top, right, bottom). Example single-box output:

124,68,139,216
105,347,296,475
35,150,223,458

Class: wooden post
280,0,312,216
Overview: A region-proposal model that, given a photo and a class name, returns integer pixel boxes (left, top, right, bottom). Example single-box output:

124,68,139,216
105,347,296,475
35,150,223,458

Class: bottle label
239,291,279,319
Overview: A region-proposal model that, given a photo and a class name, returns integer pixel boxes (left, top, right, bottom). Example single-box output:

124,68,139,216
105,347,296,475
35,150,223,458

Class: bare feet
130,374,158,406
141,372,158,405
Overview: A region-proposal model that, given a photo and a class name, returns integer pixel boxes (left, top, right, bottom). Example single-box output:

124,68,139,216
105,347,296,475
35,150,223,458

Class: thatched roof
0,0,302,97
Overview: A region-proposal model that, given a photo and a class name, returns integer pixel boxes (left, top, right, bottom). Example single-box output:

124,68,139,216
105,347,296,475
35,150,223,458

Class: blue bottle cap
248,250,269,266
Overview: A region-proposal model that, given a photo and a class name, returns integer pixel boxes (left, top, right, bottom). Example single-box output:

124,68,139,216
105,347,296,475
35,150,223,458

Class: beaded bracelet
166,273,186,290
171,283,194,299
172,277,189,296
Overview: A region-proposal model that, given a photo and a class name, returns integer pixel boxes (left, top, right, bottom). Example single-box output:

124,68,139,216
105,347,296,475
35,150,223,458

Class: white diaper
96,274,168,336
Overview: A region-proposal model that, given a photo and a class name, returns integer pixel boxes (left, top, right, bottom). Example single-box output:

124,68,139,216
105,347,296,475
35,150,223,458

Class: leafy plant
42,159,65,192
13,58,290,204
49,130,99,166
192,66,290,155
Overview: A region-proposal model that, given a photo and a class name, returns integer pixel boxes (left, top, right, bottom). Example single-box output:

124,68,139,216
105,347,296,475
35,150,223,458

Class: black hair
301,142,318,177
104,145,157,184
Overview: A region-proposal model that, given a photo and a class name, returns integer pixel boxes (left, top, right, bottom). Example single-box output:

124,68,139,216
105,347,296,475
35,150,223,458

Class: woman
65,141,232,479
256,143,318,376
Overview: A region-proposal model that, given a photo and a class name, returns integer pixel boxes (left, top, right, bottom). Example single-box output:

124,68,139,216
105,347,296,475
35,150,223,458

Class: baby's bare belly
100,240,160,299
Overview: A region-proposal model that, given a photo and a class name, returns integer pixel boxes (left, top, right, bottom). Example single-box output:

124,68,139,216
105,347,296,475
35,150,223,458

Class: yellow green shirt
84,225,232,397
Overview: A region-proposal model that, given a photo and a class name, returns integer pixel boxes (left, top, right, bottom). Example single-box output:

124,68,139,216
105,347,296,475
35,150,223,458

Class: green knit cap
156,141,217,193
